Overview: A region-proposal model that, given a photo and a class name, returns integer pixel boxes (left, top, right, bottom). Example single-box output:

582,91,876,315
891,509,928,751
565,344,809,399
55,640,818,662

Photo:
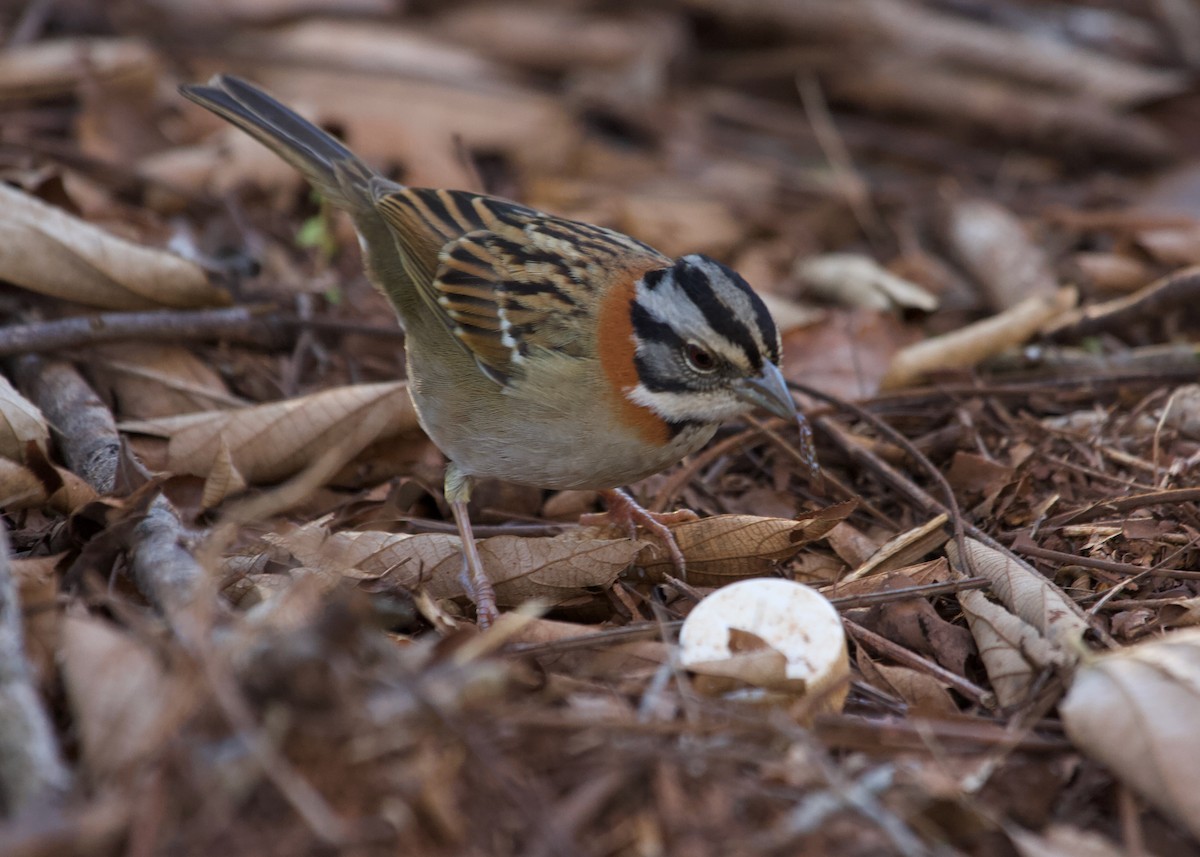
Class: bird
180,75,817,627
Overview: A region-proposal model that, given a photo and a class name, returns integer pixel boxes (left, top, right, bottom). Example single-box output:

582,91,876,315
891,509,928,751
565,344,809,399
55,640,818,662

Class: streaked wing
376,187,669,384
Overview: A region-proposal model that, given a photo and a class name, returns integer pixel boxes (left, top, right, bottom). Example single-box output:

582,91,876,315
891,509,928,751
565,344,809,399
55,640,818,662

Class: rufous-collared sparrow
181,76,817,626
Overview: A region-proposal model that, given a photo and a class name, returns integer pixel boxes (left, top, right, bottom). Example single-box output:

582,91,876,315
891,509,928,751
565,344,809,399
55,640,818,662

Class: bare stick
13,356,119,493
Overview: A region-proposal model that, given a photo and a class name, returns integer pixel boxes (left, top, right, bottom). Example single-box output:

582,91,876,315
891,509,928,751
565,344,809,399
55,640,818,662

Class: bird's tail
179,75,376,211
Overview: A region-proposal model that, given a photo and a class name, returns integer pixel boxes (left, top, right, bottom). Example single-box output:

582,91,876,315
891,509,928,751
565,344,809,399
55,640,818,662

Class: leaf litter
4,2,1200,855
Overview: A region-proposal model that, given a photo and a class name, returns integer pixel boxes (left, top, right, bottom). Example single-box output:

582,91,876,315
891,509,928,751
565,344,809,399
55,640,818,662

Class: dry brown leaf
120,382,420,485
616,191,742,259
1060,628,1200,841
229,65,580,188
59,615,192,780
824,558,952,600
12,557,62,694
437,3,666,72
948,538,1089,655
638,507,853,585
863,578,973,675
0,374,49,462
0,458,51,510
268,523,641,608
942,197,1058,312
880,287,1077,390
0,183,227,310
856,649,957,716
782,308,915,399
1008,824,1129,857
0,37,157,100
91,343,241,419
958,589,1070,706
230,19,507,85
1159,595,1200,628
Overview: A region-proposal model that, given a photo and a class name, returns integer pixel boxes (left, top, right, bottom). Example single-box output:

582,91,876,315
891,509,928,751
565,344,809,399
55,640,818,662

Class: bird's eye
684,343,718,373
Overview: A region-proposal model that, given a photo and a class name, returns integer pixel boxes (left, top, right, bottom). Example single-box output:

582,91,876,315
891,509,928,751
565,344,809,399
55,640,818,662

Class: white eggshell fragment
679,578,849,709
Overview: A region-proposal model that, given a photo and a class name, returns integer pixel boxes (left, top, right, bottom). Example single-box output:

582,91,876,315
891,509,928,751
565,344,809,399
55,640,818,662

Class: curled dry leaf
0,184,227,310
841,513,949,582
880,287,1077,390
679,578,849,713
958,589,1071,707
856,649,957,717
795,253,938,313
636,504,854,585
59,616,192,781
267,522,641,608
1060,628,1200,840
0,374,49,462
948,538,1089,656
120,382,420,485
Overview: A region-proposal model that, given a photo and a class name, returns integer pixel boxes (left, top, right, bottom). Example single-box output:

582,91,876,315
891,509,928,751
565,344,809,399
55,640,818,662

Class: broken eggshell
678,578,849,711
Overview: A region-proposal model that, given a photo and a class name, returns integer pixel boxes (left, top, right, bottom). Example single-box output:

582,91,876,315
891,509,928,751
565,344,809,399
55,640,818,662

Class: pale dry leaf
948,538,1089,654
1060,628,1200,840
0,374,49,462
0,37,156,100
880,287,1077,390
796,253,938,312
477,533,642,605
638,508,852,585
824,558,952,600
0,183,228,310
958,589,1070,706
120,381,420,484
268,523,639,607
842,514,949,582
59,615,191,780
200,435,248,509
757,293,823,333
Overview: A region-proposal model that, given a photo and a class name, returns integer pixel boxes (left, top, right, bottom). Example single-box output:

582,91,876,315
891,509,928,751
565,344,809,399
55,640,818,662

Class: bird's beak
734,362,796,421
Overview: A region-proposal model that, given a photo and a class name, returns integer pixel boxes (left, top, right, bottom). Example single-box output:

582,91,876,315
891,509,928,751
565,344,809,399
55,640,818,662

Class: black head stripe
642,267,668,290
674,257,768,370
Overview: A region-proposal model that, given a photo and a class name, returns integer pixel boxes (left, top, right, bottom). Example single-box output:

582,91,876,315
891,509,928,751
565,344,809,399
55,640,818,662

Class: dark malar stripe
631,301,694,394
674,260,764,370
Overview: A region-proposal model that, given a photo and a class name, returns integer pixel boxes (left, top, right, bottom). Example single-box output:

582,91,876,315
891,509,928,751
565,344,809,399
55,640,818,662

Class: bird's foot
583,488,695,578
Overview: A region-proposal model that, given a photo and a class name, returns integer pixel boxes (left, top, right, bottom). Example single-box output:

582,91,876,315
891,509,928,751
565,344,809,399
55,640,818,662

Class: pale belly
405,346,717,490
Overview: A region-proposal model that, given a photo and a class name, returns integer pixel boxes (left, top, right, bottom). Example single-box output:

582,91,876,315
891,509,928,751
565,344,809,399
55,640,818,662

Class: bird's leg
585,488,696,579
444,462,498,628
